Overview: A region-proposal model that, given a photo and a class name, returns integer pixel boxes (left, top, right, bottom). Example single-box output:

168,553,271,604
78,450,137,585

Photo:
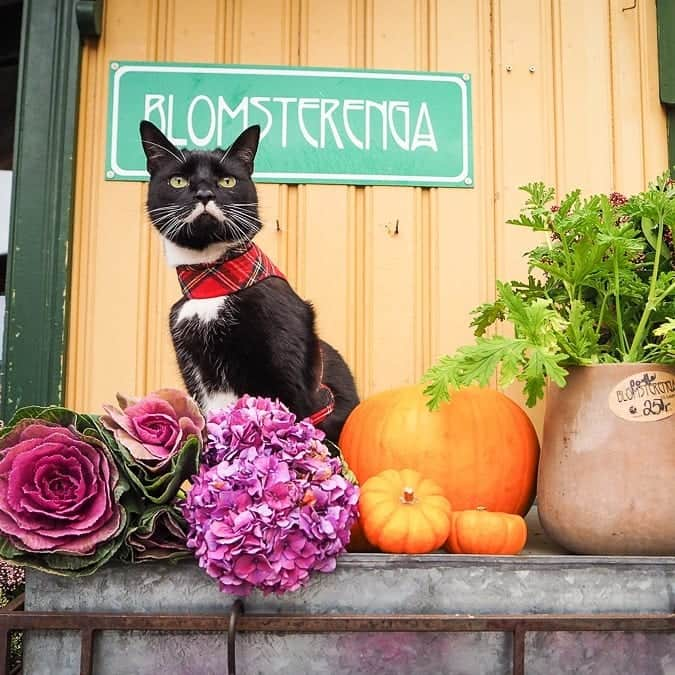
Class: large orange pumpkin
339,385,539,516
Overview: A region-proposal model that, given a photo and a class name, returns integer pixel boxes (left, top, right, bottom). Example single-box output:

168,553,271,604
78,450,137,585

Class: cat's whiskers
141,140,186,165
158,208,193,240
152,206,189,228
148,204,182,211
160,219,185,241
148,206,183,217
220,213,249,244
227,209,263,235
152,210,184,225
221,203,261,223
217,208,257,241
218,145,233,165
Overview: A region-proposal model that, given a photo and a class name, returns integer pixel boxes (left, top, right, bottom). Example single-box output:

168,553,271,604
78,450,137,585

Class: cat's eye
218,176,237,189
169,175,188,189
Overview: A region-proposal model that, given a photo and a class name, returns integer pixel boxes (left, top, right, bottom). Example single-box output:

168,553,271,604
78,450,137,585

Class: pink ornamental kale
101,389,204,471
0,420,124,555
183,396,359,596
101,389,204,504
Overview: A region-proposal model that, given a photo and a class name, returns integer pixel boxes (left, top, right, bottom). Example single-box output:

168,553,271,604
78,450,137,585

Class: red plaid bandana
176,243,286,299
175,242,335,426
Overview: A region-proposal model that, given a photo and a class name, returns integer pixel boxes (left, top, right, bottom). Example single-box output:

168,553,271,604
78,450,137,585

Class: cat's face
139,121,261,250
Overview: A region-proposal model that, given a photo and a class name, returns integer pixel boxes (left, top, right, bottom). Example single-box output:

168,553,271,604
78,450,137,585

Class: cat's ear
139,120,184,175
226,125,260,174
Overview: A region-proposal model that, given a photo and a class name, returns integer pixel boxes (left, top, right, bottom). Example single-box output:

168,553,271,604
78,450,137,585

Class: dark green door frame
658,0,675,170
0,0,102,421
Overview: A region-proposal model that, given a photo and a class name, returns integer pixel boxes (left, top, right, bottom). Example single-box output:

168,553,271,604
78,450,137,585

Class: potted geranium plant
424,174,675,555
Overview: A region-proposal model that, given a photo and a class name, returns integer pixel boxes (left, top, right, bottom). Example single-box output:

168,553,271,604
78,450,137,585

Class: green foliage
424,174,675,409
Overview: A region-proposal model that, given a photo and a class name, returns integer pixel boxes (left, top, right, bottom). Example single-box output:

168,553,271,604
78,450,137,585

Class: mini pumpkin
359,468,452,554
445,507,527,555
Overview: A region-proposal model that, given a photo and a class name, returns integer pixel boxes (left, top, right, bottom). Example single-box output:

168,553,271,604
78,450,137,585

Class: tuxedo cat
139,120,359,442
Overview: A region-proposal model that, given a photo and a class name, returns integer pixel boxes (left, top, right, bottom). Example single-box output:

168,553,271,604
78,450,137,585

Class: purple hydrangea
182,395,359,596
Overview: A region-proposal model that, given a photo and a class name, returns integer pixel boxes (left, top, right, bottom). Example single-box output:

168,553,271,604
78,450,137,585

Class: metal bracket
76,0,104,38
227,599,244,675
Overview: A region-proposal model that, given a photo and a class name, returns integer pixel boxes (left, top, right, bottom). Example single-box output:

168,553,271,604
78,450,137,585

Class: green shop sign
106,62,473,188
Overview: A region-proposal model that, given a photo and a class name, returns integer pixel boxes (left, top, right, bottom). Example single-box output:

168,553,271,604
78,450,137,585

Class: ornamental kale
0,407,131,576
101,389,203,504
424,174,675,409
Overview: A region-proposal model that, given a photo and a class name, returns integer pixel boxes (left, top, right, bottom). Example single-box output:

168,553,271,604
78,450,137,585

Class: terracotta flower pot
537,363,675,555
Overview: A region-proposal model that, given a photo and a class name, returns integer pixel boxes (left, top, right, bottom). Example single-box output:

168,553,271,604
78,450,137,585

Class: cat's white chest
176,296,227,323
203,391,238,411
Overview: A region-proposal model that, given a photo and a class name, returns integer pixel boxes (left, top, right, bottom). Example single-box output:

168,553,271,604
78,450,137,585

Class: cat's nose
196,188,215,205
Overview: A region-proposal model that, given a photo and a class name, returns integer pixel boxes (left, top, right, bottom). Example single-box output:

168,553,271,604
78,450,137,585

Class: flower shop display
445,508,527,555
182,396,359,596
339,384,539,517
424,175,675,555
358,469,451,554
0,389,360,596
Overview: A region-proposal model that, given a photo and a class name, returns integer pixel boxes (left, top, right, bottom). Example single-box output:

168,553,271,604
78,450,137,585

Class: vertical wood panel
297,1,356,368
434,0,495,360
553,0,613,194
494,0,555,283
609,0,648,193
364,0,420,393
493,0,556,431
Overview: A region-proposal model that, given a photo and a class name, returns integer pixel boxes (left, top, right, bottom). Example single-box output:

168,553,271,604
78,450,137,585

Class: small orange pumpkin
359,468,452,554
446,507,527,555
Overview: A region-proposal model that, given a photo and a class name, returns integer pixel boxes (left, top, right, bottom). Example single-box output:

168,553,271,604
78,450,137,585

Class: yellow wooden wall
66,0,667,433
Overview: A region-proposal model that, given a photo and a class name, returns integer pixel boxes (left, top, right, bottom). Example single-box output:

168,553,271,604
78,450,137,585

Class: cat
139,120,359,443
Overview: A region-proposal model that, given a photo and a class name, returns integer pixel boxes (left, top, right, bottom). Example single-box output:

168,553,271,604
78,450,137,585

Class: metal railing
1,601,674,675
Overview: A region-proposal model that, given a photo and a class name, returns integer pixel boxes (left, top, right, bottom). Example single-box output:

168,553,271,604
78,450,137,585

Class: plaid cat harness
176,242,335,426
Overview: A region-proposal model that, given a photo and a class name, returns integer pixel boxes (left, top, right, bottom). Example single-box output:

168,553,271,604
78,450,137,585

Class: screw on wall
385,220,400,236
529,66,536,73
275,219,281,232
505,65,512,72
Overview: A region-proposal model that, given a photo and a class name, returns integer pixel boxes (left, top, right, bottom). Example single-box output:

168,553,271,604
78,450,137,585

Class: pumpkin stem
401,487,416,504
